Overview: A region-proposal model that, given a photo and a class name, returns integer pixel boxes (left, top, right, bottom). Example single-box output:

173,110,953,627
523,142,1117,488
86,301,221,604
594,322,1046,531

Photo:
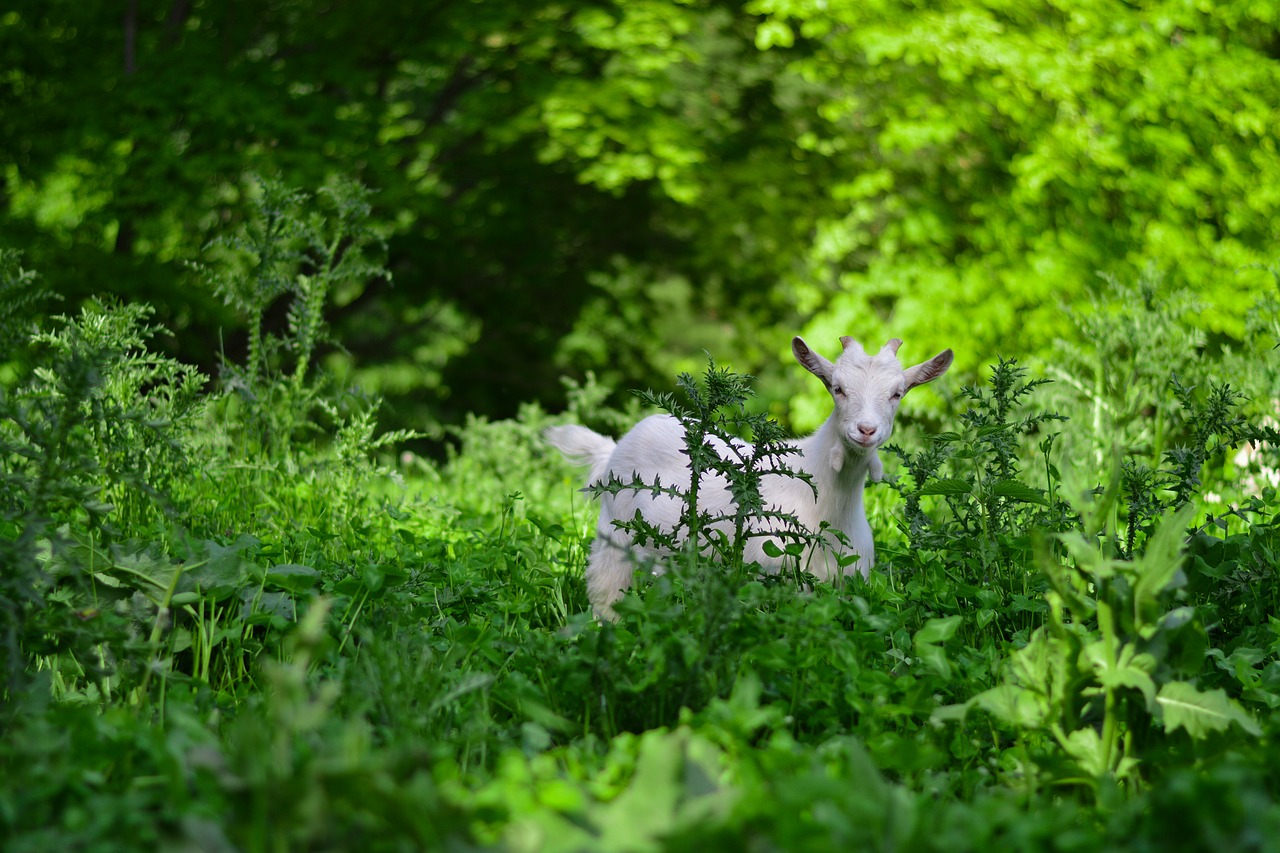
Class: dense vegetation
3,193,1280,847
4,1,1280,850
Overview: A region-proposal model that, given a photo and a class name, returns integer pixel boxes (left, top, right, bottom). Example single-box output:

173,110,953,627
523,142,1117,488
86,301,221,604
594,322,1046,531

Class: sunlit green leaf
1157,681,1261,739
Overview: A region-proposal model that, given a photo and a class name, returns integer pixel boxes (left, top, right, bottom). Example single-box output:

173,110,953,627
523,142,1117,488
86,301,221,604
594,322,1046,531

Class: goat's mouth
847,434,880,450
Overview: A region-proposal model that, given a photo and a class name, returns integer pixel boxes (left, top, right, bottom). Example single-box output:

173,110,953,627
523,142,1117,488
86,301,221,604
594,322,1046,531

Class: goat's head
792,335,953,454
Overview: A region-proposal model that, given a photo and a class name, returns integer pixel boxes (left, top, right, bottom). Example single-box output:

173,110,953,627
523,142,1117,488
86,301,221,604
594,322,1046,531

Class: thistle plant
0,250,56,359
1120,376,1274,558
888,357,1071,588
0,297,205,701
589,359,816,574
193,176,398,464
196,176,388,405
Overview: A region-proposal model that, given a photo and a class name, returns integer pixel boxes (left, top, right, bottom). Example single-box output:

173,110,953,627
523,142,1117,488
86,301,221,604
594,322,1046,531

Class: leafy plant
1185,487,1280,713
947,505,1260,796
888,357,1072,614
1044,271,1206,470
199,177,387,389
1117,375,1266,557
194,175,395,458
6,129,1280,848
1043,269,1279,554
0,250,56,360
0,299,206,703
186,175,419,540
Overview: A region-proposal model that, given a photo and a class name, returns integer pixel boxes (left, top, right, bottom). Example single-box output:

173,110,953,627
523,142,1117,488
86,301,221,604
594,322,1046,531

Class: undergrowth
2,183,1279,851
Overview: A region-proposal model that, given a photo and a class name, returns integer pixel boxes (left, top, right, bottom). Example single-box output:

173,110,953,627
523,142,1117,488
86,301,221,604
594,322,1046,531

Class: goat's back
607,414,757,487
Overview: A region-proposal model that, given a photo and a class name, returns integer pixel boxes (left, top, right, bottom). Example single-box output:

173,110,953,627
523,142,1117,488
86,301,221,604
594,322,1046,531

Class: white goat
546,336,953,619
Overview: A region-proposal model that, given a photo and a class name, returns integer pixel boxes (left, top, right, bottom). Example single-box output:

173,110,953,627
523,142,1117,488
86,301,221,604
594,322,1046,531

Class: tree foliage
3,0,1277,434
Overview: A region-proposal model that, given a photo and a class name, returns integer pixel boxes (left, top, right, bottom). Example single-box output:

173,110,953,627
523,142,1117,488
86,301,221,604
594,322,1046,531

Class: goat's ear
793,336,834,387
904,348,954,391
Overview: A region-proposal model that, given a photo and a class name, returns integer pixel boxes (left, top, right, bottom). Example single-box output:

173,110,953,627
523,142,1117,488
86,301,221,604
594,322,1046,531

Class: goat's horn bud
881,338,903,356
839,336,860,351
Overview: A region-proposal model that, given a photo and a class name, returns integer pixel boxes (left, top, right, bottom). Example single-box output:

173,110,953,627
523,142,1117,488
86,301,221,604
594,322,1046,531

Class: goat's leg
585,536,633,621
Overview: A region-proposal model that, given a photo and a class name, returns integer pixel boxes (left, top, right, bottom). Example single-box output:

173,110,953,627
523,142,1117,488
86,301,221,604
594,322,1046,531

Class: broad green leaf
1133,505,1196,618
917,643,952,680
87,570,125,589
1061,727,1108,778
592,729,687,849
990,479,1047,505
184,537,258,600
332,575,363,596
1056,532,1121,581
242,590,294,624
265,563,321,594
1081,641,1157,708
1157,681,1261,739
970,684,1048,729
914,615,962,646
918,478,972,497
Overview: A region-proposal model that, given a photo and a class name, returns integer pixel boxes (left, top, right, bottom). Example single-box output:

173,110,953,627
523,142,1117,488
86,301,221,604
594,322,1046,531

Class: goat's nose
857,422,877,438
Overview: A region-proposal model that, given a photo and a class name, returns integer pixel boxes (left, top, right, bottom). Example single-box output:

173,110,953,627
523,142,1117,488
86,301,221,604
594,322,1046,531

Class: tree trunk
123,0,138,75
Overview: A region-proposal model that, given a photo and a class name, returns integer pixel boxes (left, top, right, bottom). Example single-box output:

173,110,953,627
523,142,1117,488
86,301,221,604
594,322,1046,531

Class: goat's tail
544,424,616,487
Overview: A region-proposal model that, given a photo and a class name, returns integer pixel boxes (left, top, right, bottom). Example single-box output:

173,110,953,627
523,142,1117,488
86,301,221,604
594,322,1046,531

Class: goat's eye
890,390,903,401
832,385,845,396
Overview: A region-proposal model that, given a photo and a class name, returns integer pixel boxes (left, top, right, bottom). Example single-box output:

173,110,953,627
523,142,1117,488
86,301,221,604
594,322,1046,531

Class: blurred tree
3,1,1277,435
533,0,1280,424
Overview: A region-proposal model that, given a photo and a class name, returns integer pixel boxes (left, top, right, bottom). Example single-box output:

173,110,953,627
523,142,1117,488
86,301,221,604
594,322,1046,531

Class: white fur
546,336,953,619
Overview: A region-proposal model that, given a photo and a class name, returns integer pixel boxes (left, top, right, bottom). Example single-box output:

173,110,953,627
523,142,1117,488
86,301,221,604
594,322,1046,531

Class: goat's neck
797,419,874,523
